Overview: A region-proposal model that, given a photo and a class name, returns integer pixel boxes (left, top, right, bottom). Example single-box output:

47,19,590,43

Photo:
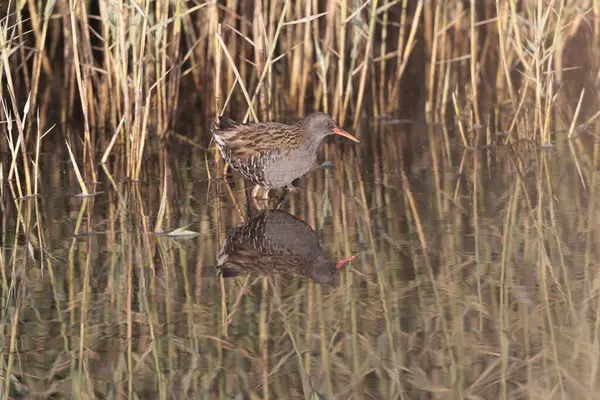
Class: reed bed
1,1,598,159
1,0,600,399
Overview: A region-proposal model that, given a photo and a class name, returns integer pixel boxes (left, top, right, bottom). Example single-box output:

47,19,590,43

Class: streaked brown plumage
211,112,359,198
215,209,358,284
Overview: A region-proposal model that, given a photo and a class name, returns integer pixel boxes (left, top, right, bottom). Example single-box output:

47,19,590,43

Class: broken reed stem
333,0,347,120
470,0,480,125
252,1,269,119
297,0,311,116
101,116,126,164
215,23,222,118
134,67,173,181
3,279,23,398
387,0,422,114
68,0,95,182
260,277,269,400
0,39,32,195
28,0,54,117
452,92,468,147
242,0,291,123
78,210,92,392
495,0,517,111
379,2,388,115
131,0,151,181
427,3,441,114
216,31,259,122
568,87,585,138
65,140,89,196
34,115,54,196
541,72,553,144
154,157,168,233
353,0,379,128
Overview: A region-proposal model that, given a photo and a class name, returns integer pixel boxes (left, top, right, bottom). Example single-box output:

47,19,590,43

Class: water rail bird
211,112,359,199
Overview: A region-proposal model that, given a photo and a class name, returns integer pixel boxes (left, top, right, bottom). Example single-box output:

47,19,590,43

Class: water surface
2,118,599,399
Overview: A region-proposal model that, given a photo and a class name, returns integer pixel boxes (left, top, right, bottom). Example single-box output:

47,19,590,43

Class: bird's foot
251,186,270,199
251,185,268,198
252,197,265,210
251,185,271,209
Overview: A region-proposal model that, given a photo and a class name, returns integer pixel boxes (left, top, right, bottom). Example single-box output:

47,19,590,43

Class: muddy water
1,117,600,399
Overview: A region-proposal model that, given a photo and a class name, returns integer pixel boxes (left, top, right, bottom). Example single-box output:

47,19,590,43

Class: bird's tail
211,116,239,131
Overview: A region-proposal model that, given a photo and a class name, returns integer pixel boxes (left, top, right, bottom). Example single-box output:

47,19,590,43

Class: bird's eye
327,122,334,128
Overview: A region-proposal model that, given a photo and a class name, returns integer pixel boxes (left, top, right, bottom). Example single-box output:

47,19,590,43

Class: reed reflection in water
2,117,600,399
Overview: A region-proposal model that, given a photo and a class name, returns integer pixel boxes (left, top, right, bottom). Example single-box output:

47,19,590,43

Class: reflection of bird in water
215,209,358,284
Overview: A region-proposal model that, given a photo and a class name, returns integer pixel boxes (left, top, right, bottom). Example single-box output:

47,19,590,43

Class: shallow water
2,118,600,399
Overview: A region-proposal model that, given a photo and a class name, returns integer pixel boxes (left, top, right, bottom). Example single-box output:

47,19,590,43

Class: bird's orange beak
332,127,360,143
335,253,359,269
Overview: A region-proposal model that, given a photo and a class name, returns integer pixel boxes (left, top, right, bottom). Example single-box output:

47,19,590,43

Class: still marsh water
4,0,600,397
3,116,600,399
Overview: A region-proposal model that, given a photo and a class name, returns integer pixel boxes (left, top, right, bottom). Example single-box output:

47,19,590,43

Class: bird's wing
211,119,297,160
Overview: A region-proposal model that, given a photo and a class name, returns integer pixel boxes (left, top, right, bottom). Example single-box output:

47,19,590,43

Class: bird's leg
252,196,264,210
260,188,270,200
251,185,262,198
